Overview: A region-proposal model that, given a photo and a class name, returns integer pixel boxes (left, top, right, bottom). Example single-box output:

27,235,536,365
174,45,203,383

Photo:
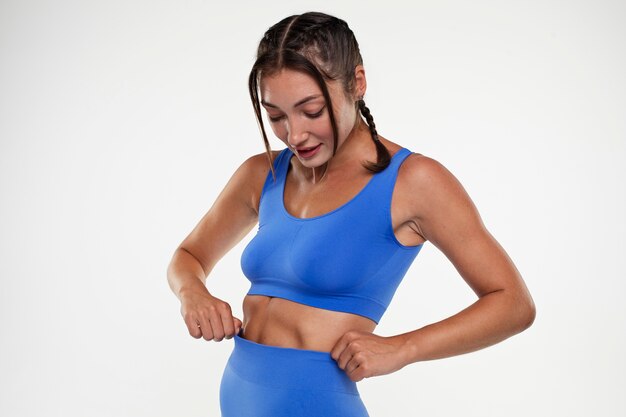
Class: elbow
517,295,536,332
499,287,536,334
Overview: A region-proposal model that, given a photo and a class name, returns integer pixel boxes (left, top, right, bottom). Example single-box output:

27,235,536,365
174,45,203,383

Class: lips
296,144,320,152
295,143,322,159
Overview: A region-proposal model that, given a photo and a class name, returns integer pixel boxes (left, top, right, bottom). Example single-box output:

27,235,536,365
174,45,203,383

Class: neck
302,118,373,184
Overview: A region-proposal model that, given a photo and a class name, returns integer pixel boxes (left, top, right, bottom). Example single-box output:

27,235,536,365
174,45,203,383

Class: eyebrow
261,94,322,109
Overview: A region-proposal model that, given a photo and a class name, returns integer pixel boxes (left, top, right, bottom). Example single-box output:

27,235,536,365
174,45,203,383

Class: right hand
179,290,242,341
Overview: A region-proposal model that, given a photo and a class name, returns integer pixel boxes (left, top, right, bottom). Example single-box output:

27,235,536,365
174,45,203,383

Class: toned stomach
241,294,377,352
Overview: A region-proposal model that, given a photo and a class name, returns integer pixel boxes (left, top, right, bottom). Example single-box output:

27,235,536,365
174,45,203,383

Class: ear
353,65,367,100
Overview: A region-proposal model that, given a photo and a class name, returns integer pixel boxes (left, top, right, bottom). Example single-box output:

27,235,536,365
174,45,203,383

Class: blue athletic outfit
219,147,424,416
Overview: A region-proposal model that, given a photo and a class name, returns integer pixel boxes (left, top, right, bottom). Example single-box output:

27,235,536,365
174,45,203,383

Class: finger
184,313,203,339
233,317,242,335
338,338,363,370
221,311,235,339
344,353,361,375
227,317,242,339
208,311,225,341
337,348,354,370
330,334,351,362
349,365,367,382
198,315,214,340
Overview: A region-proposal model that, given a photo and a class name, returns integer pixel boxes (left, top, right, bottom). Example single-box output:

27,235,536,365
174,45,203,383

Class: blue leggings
219,329,370,417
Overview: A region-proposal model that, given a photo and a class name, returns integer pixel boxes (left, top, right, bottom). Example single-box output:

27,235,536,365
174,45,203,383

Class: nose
286,118,309,148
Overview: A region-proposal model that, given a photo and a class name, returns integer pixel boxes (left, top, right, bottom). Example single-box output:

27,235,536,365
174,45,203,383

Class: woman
167,11,536,417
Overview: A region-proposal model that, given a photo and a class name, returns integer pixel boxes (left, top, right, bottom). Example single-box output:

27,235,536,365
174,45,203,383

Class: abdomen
241,295,377,352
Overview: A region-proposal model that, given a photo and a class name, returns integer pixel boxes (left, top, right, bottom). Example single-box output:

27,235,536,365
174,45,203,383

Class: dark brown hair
248,11,391,181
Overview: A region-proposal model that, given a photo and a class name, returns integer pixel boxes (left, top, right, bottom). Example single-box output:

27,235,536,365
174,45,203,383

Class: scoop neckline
280,148,407,222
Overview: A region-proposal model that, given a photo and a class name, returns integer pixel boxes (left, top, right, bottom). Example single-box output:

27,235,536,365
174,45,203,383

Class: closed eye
305,107,325,119
267,106,325,123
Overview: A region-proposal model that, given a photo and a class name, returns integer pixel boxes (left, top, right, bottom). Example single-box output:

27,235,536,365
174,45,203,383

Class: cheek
313,117,334,139
340,107,356,133
269,123,287,140
328,106,354,140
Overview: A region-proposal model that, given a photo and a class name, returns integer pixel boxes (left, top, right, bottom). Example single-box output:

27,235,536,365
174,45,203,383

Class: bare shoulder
396,151,483,241
239,149,281,178
397,151,458,193
238,149,283,214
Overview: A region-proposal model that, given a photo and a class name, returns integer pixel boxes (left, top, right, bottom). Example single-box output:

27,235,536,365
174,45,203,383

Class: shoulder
398,151,455,188
239,149,283,176
397,151,476,221
236,149,284,214
380,139,454,189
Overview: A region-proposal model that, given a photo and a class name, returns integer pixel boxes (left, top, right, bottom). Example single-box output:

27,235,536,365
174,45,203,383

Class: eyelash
268,107,325,122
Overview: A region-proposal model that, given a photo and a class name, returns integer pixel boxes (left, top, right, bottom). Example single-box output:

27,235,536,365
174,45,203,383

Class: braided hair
248,11,391,181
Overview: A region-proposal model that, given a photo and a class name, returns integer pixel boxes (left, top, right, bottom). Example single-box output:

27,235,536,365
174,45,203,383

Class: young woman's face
259,68,358,167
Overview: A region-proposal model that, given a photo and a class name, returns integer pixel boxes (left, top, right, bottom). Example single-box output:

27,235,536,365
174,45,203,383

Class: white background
1,0,624,416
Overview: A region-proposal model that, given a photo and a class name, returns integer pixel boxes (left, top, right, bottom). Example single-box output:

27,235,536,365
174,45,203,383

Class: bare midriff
240,295,377,352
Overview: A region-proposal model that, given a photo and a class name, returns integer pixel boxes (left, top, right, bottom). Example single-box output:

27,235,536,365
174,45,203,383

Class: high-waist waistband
228,330,359,395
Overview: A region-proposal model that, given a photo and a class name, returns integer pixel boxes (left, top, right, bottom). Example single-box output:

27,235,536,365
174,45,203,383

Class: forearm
398,289,535,365
166,248,212,300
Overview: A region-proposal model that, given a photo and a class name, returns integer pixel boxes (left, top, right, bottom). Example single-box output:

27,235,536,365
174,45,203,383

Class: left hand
329,330,410,382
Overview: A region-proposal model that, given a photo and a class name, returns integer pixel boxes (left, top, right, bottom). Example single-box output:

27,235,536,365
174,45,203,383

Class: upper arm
177,151,275,276
404,155,530,299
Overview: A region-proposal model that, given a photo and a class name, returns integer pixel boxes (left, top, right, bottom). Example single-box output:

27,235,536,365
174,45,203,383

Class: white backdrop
1,1,624,416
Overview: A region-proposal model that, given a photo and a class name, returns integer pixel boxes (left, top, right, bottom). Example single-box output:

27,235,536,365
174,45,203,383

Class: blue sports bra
240,147,424,324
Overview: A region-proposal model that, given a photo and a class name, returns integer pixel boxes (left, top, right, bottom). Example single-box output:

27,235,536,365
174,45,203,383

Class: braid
358,98,391,172
358,99,379,142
